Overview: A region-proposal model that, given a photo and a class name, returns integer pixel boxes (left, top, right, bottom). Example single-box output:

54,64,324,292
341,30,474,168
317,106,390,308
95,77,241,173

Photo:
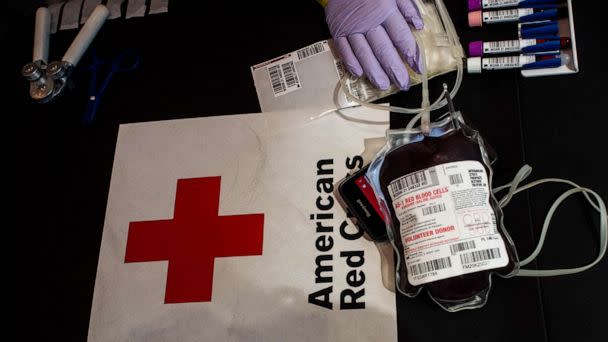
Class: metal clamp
21,5,109,103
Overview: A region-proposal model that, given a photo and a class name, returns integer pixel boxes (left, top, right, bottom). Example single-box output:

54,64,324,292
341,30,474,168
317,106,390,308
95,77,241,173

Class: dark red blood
377,128,517,301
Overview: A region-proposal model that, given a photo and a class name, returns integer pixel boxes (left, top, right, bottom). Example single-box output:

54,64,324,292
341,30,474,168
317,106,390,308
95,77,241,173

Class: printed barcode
297,42,326,60
487,0,518,6
495,9,519,17
494,56,520,65
334,60,346,78
409,257,452,276
390,171,428,197
422,203,446,216
483,55,530,69
449,174,464,185
460,248,501,264
281,61,300,88
450,240,477,255
489,40,519,49
496,56,519,64
268,61,301,96
268,64,286,95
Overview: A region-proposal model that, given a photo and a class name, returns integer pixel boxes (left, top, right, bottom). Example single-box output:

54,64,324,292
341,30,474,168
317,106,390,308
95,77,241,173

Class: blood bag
367,111,520,312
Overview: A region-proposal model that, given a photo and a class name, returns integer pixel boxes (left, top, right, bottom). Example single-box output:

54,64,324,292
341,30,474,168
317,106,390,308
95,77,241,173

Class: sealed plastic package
367,110,520,312
339,0,464,107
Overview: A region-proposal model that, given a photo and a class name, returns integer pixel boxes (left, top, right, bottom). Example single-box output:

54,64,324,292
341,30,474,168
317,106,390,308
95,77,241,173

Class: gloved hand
325,0,424,90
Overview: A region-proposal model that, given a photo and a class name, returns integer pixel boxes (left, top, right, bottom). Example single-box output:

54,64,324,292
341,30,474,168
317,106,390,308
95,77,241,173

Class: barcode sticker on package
387,161,509,286
484,0,519,8
388,168,439,200
260,41,330,98
482,55,536,70
483,39,532,54
251,39,401,112
267,61,301,97
297,42,327,61
483,8,534,22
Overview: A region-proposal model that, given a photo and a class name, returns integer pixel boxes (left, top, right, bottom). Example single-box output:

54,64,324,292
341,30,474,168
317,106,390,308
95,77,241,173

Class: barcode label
267,61,301,97
484,39,537,54
268,64,286,95
485,9,519,21
450,240,477,255
422,203,446,216
484,8,533,22
297,42,326,60
389,170,428,198
282,61,299,88
489,40,519,49
483,0,519,9
449,174,464,185
484,40,519,53
409,257,452,276
334,59,346,78
482,55,536,69
460,248,501,264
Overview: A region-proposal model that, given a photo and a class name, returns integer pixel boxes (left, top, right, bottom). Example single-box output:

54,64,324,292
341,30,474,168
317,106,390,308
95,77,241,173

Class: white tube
418,34,431,134
33,7,51,62
81,0,102,24
62,5,110,66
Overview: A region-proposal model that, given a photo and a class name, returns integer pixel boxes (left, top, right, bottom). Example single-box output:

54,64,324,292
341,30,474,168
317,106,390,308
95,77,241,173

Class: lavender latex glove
325,0,424,90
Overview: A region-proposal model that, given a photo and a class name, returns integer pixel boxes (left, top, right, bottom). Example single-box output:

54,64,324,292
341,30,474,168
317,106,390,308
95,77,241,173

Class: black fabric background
4,1,606,341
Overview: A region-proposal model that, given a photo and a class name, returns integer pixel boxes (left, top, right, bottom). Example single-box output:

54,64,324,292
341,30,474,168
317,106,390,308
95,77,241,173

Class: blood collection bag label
387,161,508,286
483,8,534,23
483,39,536,54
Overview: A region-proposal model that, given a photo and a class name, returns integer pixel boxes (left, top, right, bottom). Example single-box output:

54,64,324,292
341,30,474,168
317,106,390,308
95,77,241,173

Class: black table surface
5,1,606,341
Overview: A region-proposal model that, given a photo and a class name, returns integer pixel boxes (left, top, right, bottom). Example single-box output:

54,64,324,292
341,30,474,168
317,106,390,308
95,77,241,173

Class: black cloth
6,1,606,341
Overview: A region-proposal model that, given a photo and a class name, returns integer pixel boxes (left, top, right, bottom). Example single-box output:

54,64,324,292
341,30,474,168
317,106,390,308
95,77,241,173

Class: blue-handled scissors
83,49,141,125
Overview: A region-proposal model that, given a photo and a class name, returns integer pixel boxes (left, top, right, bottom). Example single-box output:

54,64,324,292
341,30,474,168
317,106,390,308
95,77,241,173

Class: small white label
267,60,301,97
483,8,534,23
296,41,328,61
482,0,520,9
482,55,536,69
387,161,509,286
259,41,330,97
483,40,520,54
482,39,537,54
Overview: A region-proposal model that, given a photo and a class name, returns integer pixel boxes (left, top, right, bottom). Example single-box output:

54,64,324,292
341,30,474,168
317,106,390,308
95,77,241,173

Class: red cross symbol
124,177,264,304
